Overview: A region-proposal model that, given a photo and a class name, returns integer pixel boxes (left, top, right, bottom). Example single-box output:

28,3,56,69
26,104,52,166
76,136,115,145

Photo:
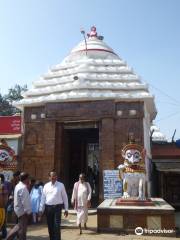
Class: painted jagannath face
0,149,13,162
124,149,141,164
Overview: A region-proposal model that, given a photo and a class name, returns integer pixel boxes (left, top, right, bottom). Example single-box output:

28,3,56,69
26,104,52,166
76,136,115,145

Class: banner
103,170,122,199
0,140,17,181
0,116,21,134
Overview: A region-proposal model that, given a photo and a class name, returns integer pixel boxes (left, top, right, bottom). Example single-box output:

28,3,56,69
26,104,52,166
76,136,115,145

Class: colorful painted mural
0,139,17,181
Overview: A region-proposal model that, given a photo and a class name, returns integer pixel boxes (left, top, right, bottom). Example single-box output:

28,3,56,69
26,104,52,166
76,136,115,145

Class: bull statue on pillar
117,142,146,200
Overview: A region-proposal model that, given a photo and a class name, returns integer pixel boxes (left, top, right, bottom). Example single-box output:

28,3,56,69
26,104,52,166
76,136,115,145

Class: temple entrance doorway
63,123,99,206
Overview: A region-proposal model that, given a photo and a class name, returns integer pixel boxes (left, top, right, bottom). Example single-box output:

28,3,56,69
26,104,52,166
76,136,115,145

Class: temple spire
87,26,104,40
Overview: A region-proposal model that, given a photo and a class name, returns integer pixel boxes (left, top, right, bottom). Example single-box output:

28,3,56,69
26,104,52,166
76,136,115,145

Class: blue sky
0,0,180,140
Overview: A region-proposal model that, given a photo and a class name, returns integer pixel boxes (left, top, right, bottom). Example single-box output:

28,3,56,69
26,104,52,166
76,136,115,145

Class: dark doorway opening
63,127,99,206
163,172,180,208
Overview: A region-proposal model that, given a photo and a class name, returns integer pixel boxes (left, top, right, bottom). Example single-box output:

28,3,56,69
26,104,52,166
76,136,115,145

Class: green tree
0,93,12,116
0,84,27,115
5,84,27,104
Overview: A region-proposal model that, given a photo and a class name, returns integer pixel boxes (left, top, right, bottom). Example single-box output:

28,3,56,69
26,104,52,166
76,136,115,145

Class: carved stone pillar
54,123,64,180
99,118,115,201
43,120,56,179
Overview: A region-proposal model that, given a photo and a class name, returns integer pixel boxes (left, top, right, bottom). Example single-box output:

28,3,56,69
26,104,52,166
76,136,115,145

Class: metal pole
80,29,87,55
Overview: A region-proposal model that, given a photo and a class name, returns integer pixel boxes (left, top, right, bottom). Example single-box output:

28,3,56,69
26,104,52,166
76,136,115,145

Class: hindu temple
15,26,156,202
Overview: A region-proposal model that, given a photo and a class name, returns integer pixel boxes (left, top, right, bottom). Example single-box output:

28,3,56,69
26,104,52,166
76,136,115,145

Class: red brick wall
152,143,180,158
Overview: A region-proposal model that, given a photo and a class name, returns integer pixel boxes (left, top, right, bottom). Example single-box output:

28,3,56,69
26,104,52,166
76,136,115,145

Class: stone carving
117,141,146,200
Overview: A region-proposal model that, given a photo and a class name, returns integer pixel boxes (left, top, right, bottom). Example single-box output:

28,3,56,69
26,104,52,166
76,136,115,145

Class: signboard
0,116,21,134
103,170,122,199
0,140,17,181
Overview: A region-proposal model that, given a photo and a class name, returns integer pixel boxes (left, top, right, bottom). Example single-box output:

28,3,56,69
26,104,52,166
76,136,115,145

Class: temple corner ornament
117,141,146,200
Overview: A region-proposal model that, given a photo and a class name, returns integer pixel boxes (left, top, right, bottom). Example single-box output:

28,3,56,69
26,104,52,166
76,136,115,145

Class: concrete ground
25,210,179,240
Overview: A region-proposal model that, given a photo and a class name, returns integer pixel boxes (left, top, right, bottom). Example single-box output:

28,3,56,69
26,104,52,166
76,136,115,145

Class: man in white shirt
39,171,68,240
71,173,92,234
7,172,31,240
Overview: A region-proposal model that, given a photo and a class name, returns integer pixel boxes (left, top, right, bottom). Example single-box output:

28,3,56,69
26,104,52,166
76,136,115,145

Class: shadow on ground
27,237,48,240
82,227,98,235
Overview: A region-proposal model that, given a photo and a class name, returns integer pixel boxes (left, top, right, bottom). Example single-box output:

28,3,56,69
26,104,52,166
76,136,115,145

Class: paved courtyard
27,226,177,240
25,212,179,240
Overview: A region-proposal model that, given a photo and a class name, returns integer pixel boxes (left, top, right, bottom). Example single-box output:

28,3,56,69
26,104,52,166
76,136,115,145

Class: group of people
0,170,92,240
0,171,43,238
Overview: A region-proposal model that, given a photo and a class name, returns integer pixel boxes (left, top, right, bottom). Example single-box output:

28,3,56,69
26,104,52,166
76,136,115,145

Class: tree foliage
0,84,27,116
0,94,12,116
4,84,27,103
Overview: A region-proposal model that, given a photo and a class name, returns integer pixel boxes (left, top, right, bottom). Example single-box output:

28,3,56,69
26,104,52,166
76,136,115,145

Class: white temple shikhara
16,26,156,120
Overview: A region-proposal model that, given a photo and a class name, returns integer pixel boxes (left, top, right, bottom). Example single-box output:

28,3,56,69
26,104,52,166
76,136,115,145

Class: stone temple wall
21,100,144,198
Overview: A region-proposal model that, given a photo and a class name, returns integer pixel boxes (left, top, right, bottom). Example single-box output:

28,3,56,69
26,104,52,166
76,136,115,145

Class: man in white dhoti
71,173,92,234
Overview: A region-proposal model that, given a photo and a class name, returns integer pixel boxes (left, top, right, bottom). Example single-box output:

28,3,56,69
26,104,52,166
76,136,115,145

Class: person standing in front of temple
71,173,92,234
30,181,42,224
38,171,68,240
0,173,9,239
6,172,31,240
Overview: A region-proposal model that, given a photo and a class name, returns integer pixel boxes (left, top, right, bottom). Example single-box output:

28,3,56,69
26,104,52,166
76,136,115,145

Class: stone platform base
97,198,176,237
116,198,154,206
